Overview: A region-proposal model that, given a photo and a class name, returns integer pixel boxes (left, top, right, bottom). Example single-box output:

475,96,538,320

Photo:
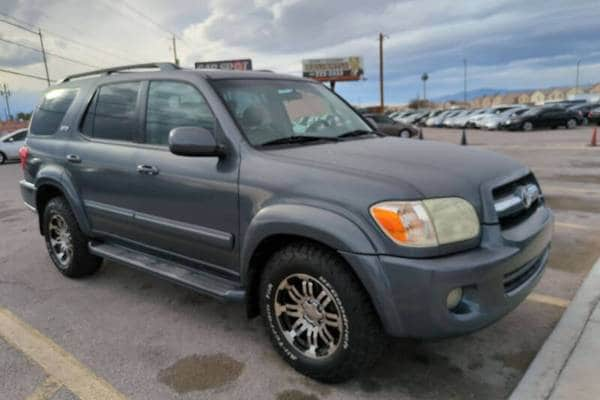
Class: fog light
446,288,463,310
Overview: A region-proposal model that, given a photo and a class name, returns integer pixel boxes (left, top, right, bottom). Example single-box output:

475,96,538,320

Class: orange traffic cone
590,127,597,147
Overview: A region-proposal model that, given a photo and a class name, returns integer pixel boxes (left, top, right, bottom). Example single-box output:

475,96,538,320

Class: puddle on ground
545,194,600,214
158,353,244,394
276,389,320,400
353,340,503,399
493,350,537,371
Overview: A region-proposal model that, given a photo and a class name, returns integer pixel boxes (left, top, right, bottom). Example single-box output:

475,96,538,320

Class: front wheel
43,197,102,277
399,129,411,138
0,152,6,165
566,118,577,129
260,242,385,383
522,121,533,131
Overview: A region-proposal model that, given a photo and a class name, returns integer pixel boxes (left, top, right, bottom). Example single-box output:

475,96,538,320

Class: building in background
530,90,546,105
517,92,531,105
546,88,567,102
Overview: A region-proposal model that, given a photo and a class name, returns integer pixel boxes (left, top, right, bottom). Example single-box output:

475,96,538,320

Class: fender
240,204,378,284
34,166,92,235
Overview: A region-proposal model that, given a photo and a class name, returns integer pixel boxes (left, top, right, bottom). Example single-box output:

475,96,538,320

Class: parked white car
0,129,27,164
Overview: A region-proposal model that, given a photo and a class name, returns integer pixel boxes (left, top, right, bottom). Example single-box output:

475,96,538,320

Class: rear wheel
399,129,411,138
43,197,102,277
566,118,577,129
522,121,533,131
259,242,385,383
0,152,5,165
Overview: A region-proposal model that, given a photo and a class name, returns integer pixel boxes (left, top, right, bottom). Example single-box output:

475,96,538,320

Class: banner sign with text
302,57,364,82
195,59,253,71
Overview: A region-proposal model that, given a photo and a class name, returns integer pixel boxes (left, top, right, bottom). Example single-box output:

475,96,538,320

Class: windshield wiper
260,135,340,147
337,129,377,139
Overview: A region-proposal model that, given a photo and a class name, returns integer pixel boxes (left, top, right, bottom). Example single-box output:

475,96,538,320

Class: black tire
399,129,411,138
259,242,385,383
522,121,533,132
566,118,577,129
0,152,6,165
43,197,101,277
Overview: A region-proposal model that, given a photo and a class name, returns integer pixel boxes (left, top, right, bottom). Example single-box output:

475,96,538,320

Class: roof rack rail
60,62,180,83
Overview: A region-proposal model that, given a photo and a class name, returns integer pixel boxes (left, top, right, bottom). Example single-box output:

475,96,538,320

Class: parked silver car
0,129,27,164
481,107,529,130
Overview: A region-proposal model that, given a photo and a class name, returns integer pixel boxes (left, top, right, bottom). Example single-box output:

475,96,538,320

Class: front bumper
341,206,553,339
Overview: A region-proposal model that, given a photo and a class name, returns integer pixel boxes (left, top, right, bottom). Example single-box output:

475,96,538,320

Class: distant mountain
431,88,530,102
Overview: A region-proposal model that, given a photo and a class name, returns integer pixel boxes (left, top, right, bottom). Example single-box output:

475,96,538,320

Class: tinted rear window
30,88,78,135
82,81,141,141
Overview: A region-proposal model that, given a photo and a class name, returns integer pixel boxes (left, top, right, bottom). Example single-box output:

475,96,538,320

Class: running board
88,241,245,302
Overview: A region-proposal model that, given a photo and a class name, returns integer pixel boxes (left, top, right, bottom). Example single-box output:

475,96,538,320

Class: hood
264,137,527,221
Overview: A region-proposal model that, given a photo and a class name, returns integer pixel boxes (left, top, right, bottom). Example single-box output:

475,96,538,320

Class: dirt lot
1,125,599,400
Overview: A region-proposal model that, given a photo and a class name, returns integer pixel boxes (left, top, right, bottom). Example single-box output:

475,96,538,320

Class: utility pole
378,33,387,112
463,58,467,105
38,29,51,86
575,59,581,94
421,73,429,102
172,35,179,66
0,83,12,120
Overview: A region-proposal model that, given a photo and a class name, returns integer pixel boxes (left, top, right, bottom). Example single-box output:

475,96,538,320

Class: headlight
370,198,480,247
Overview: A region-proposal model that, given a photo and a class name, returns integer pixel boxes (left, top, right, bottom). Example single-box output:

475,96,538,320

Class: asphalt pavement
1,126,599,400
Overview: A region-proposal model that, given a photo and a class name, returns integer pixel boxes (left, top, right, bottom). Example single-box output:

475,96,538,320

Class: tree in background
408,99,434,109
16,112,32,121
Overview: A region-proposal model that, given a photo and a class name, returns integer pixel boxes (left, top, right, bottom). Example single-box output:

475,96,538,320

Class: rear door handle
137,164,159,175
66,154,81,163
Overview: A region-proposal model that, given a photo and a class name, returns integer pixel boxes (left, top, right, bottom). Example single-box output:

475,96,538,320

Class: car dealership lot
1,126,599,400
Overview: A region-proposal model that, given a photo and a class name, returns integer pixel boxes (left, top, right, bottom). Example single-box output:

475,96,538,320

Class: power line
0,12,140,64
0,16,37,34
0,67,51,82
118,0,181,39
0,37,100,69
99,0,191,49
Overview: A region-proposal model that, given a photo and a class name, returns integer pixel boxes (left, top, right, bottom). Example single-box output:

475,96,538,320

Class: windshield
211,79,372,146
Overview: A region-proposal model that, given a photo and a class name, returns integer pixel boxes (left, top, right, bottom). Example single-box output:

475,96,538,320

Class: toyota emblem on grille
516,184,540,209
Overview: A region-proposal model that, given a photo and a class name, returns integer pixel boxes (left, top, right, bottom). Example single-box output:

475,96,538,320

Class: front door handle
136,164,159,175
66,154,81,163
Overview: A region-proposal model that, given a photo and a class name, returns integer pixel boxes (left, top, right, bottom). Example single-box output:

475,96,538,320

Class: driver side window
145,81,215,146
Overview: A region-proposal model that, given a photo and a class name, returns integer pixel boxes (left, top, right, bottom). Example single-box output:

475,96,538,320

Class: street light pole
421,73,429,102
378,32,387,112
575,59,581,94
463,58,467,105
172,35,179,66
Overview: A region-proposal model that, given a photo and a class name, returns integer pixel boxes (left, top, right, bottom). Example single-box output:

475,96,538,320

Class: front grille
493,174,542,229
503,248,548,293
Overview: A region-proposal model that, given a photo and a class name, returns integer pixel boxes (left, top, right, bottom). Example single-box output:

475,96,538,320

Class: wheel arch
241,204,379,318
35,177,91,236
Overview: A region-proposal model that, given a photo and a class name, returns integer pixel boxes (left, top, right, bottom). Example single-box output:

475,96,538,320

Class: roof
57,62,306,85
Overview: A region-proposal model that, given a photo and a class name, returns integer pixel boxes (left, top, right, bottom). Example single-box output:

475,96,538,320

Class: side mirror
168,127,224,157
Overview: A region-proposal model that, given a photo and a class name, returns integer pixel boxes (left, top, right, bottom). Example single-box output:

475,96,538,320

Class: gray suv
20,63,553,382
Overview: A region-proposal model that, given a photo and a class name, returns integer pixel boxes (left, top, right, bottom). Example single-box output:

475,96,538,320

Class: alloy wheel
274,273,343,359
48,214,73,268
